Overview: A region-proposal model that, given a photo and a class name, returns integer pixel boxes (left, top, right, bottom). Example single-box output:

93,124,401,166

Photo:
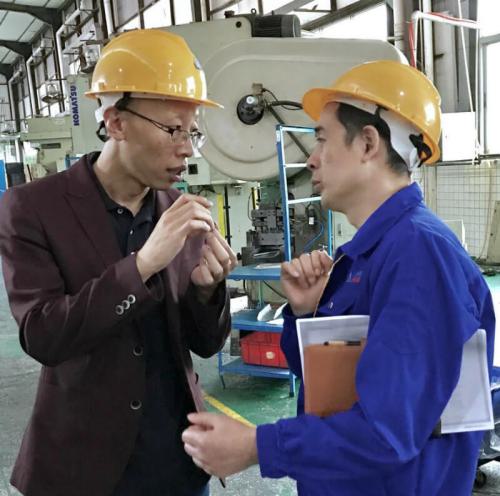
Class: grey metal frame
479,33,500,154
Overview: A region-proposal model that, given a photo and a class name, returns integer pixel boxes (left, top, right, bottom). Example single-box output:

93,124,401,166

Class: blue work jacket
256,183,495,496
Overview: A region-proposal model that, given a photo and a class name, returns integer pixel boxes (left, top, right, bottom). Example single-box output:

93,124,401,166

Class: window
280,0,333,25
173,0,193,25
478,0,500,37
119,16,140,32
312,4,387,40
478,0,500,154
0,80,11,122
482,40,500,153
46,53,56,80
23,97,32,118
211,0,257,19
263,0,297,12
114,0,139,29
143,2,171,28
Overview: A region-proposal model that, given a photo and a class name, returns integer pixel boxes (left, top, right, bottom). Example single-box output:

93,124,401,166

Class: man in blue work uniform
181,60,495,495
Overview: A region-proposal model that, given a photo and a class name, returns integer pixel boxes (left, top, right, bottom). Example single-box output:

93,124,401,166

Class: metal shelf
220,309,295,395
218,355,295,396
221,126,332,398
228,264,281,281
231,309,282,331
219,357,292,379
276,124,333,261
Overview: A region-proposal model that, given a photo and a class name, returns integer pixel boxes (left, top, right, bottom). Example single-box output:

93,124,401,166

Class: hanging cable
301,203,330,254
303,221,325,253
267,105,310,160
262,87,302,111
409,10,480,74
267,100,303,110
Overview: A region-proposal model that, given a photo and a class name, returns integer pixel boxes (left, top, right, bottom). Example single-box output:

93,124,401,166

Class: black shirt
87,156,208,495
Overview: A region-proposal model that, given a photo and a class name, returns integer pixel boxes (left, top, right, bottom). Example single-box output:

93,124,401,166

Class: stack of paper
296,315,493,434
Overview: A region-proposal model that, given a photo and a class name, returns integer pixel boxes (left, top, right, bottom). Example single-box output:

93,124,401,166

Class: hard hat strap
114,93,132,110
409,133,432,165
95,93,132,142
96,121,107,143
94,93,124,123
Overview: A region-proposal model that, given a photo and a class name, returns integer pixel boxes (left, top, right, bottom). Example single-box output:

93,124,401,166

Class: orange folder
304,340,366,417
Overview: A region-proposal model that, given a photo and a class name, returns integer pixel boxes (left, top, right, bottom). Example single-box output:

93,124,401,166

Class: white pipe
103,0,114,37
26,46,46,116
55,7,81,105
421,0,434,82
456,0,474,113
411,10,480,81
26,56,37,116
14,136,21,162
411,11,479,29
393,0,406,53
7,76,16,127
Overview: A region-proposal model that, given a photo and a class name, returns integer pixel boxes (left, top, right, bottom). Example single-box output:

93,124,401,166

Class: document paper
296,315,494,434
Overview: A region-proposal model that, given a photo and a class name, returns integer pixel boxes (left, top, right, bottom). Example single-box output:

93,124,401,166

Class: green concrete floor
2,266,500,495
199,355,297,495
0,261,296,496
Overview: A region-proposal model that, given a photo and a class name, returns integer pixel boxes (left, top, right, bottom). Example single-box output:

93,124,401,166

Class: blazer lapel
64,156,121,268
156,190,179,303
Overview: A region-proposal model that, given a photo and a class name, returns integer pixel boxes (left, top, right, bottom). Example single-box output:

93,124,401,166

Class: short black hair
336,103,409,176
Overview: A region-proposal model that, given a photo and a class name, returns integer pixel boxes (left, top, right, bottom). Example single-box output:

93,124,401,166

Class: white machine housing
20,74,102,176
169,18,405,181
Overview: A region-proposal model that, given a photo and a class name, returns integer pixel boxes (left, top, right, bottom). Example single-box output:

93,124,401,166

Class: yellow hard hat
302,60,441,164
85,29,222,108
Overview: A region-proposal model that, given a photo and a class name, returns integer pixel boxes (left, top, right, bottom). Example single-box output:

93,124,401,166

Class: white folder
296,315,494,434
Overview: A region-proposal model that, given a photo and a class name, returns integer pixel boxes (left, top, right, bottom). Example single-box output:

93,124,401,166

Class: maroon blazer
0,155,230,496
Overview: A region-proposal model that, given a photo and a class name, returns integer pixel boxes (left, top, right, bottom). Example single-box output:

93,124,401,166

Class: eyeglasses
120,107,207,149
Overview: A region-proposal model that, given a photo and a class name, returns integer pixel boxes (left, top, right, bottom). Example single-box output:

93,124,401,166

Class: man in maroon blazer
0,29,235,496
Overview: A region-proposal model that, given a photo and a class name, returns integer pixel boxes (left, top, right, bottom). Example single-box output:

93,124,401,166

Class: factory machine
19,74,103,178
168,13,404,263
242,201,286,266
9,13,405,363
17,13,404,263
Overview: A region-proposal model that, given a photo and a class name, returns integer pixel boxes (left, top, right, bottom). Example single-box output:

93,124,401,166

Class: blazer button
115,304,124,315
128,294,136,304
130,400,142,410
133,345,144,357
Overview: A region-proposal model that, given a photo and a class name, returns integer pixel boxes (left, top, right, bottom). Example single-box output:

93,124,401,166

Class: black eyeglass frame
118,106,206,149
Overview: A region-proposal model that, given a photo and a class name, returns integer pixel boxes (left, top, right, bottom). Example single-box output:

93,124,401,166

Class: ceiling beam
0,2,61,28
271,0,313,15
0,62,13,79
0,40,32,59
303,0,384,31
295,9,334,13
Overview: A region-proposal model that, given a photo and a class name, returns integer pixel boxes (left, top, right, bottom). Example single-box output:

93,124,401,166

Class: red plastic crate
240,332,288,368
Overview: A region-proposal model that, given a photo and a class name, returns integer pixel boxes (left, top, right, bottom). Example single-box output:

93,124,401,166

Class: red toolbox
240,332,288,368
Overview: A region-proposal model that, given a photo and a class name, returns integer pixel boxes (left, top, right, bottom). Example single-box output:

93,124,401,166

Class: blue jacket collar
339,182,423,259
